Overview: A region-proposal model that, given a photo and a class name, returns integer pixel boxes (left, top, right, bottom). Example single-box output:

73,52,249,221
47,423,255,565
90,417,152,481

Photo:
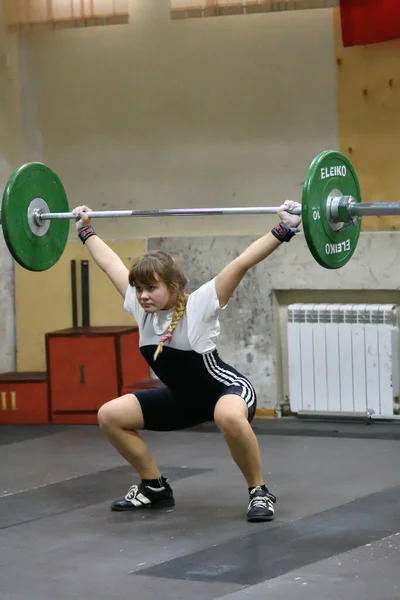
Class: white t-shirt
123,278,226,353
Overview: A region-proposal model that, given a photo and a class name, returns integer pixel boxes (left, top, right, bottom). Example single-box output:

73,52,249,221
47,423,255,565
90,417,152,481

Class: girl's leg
214,394,275,522
98,394,162,479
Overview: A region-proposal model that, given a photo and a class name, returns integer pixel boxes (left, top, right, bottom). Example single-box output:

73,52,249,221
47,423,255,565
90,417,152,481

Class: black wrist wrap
78,225,96,244
271,222,297,243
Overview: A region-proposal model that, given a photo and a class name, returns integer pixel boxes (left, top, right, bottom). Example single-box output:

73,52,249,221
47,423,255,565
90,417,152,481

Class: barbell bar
3,198,400,225
36,206,302,220
340,202,400,217
35,200,400,222
0,149,397,273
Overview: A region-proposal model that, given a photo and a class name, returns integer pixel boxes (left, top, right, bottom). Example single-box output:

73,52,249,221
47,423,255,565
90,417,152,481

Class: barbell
0,149,397,272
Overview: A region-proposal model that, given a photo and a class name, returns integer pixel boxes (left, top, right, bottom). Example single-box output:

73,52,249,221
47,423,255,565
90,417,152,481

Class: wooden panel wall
15,239,146,372
334,8,400,231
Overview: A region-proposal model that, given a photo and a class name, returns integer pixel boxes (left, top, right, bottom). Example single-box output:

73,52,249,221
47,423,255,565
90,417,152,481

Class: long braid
153,294,188,360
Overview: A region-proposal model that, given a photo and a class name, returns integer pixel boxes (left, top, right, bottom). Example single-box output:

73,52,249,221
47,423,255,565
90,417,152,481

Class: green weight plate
302,150,362,269
1,162,69,271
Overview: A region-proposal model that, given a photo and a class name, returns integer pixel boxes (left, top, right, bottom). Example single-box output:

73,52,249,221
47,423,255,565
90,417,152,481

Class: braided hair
128,251,188,361
153,293,187,360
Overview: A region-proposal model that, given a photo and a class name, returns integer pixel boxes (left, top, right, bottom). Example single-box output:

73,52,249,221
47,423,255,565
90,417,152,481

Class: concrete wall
149,231,400,409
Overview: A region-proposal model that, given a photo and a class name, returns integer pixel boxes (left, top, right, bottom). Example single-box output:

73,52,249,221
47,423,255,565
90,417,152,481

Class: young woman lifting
72,200,301,522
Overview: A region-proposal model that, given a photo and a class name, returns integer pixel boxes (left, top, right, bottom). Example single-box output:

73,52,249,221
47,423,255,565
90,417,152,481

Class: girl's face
134,276,177,312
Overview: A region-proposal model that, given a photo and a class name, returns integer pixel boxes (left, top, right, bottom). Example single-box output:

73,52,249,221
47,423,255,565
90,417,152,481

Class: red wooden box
0,372,49,424
121,378,166,396
46,326,149,425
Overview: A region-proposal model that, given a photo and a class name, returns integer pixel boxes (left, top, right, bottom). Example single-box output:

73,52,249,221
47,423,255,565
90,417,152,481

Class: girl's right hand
72,205,92,231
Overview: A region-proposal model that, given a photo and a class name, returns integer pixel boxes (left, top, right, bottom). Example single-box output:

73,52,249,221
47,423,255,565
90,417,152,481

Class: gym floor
1,418,400,600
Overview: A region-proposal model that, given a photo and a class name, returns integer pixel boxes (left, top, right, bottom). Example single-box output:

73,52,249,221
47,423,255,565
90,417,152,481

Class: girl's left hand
277,200,302,229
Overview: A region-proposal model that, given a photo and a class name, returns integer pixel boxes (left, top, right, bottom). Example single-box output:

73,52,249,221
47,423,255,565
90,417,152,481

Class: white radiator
287,304,399,417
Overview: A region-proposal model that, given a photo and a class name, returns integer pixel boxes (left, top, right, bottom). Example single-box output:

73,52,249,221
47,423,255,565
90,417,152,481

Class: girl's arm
72,205,130,298
214,200,301,307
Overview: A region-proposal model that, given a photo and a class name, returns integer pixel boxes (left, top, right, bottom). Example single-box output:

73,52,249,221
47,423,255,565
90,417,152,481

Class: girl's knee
214,407,247,435
97,394,144,431
97,400,117,429
214,395,249,434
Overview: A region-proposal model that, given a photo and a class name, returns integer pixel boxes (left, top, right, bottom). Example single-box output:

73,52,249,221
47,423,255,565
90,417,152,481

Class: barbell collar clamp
33,208,45,227
328,196,357,224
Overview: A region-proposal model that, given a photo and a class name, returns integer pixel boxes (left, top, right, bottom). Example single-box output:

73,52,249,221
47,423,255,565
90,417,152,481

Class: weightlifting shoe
110,480,175,511
247,486,276,522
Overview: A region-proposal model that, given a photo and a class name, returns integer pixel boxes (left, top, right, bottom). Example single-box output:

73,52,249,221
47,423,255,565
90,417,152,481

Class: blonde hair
153,294,187,360
128,251,188,360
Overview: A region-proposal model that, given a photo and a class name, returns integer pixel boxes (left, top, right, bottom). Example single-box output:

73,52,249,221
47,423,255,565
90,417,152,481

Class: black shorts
134,386,257,431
